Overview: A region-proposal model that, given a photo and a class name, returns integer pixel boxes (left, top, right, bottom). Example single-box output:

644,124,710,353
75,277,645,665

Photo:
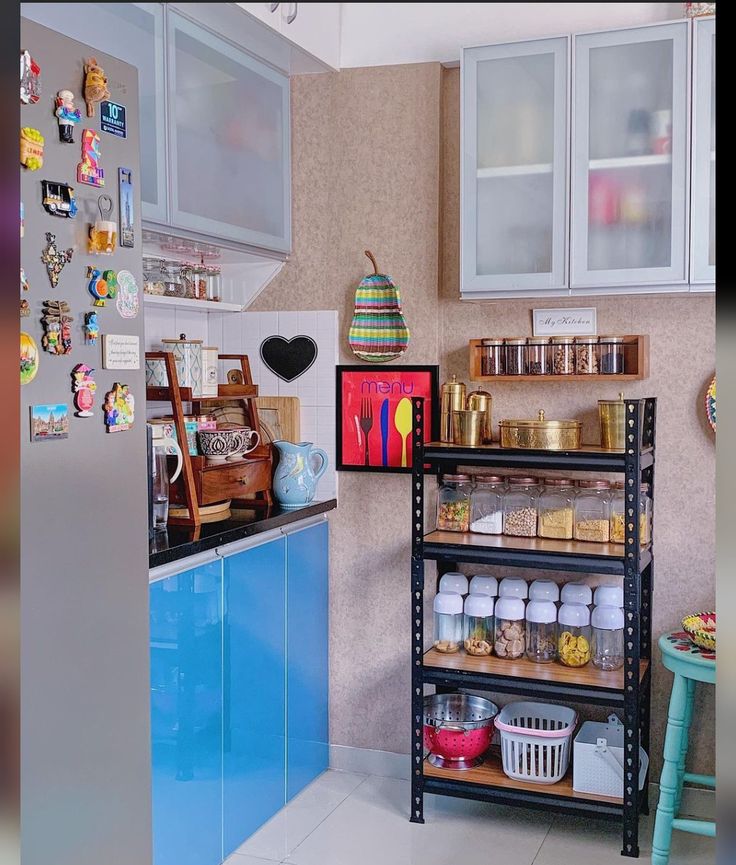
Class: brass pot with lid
440,374,466,443
598,392,646,450
499,409,582,451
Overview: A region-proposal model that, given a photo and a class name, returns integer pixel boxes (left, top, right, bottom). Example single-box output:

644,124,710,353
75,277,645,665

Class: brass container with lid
499,409,582,450
466,389,493,443
440,374,466,443
598,392,626,449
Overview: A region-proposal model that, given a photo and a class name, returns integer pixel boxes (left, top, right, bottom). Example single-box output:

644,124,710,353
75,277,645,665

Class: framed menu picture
336,365,439,473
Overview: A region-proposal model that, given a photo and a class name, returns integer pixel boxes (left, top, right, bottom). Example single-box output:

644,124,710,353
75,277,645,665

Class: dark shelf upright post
410,397,426,823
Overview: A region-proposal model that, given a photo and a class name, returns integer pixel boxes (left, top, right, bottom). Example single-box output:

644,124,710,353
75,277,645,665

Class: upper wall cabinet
571,21,690,291
690,17,715,286
238,3,341,69
462,38,569,296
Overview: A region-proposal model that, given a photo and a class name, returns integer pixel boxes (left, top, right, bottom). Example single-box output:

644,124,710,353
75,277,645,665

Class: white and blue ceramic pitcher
273,441,328,508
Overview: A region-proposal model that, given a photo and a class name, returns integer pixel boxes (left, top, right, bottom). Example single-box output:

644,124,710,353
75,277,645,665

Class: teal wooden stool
652,631,715,865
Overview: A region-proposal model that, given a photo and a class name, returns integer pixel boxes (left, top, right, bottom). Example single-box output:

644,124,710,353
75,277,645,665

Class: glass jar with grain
538,478,575,540
504,338,528,376
574,336,600,374
502,477,538,537
574,480,611,543
480,338,505,376
551,336,575,375
527,337,551,375
609,481,651,545
436,474,472,532
470,474,504,535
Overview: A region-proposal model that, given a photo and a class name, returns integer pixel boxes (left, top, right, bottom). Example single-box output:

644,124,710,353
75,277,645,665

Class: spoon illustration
394,397,413,468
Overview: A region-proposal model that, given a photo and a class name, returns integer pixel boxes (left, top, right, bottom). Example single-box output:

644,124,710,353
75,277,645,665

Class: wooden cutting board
207,396,301,445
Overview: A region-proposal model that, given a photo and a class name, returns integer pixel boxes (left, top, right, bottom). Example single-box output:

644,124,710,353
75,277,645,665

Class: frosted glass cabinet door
571,22,689,288
167,10,291,253
462,38,568,295
691,17,715,285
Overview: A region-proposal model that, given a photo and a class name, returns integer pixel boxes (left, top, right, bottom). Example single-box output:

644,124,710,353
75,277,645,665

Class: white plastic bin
573,714,649,797
495,701,577,784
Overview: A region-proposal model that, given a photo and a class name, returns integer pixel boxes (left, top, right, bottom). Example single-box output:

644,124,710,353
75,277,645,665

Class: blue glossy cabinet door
223,537,287,857
286,521,329,800
150,558,223,865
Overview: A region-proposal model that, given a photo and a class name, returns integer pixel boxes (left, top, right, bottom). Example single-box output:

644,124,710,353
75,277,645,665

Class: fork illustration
360,397,373,466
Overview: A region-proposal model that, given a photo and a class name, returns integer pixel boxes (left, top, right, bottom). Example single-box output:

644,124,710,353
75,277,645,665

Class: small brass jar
466,389,493,444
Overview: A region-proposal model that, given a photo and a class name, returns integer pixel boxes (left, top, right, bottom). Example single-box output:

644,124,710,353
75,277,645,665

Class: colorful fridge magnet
20,127,44,170
41,180,78,218
30,404,69,442
41,233,74,288
71,363,97,417
83,57,109,117
20,50,41,104
87,266,118,306
54,90,81,143
84,311,100,345
20,201,24,237
103,382,134,432
88,194,116,254
77,128,104,187
41,299,74,355
20,268,30,317
20,332,39,385
116,270,139,318
118,168,134,248
100,100,126,138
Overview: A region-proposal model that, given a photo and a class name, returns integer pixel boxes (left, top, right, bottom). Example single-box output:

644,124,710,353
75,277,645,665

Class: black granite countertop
149,499,337,569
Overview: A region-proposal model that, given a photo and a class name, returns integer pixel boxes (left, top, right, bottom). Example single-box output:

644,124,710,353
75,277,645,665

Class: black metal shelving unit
410,397,656,858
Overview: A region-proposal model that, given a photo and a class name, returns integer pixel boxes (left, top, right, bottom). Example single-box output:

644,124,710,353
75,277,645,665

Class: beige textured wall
253,65,716,773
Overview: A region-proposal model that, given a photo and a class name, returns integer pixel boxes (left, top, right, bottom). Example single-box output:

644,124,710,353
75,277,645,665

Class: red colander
423,693,499,770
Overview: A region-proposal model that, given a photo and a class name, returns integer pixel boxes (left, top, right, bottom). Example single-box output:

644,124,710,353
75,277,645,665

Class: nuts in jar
610,512,650,544
552,337,574,375
464,637,493,656
574,337,599,374
494,620,525,658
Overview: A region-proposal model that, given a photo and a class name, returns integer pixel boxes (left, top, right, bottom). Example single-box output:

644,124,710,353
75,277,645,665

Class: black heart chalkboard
260,335,318,382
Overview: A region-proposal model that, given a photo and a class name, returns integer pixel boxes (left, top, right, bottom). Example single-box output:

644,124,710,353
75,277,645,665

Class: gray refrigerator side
20,19,151,865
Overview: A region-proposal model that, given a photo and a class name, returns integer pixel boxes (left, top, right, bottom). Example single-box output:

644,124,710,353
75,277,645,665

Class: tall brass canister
467,389,493,444
598,392,626,449
440,374,466,442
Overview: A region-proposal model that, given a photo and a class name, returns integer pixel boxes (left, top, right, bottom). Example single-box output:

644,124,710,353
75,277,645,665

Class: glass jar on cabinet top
206,265,222,301
610,481,651,544
591,605,625,670
463,594,495,656
439,572,469,597
538,478,575,540
574,480,612,542
551,336,575,375
469,574,498,598
504,338,528,376
574,336,600,374
526,600,558,663
599,336,625,374
503,476,538,537
494,597,526,659
498,577,528,600
557,603,592,667
527,337,552,375
480,338,505,376
470,474,504,535
561,581,593,607
433,592,464,653
436,473,473,532
529,578,560,604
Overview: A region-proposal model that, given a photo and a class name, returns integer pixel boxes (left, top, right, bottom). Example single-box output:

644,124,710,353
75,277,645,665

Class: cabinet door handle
286,2,298,24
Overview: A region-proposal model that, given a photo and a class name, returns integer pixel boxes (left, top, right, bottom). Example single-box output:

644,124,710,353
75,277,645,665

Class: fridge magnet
20,268,30,317
71,363,97,417
20,50,41,104
30,403,69,442
21,201,24,237
83,57,109,117
77,129,104,187
41,299,74,355
41,180,78,218
336,365,439,473
20,332,39,385
102,334,140,370
103,382,135,433
20,298,30,317
706,375,716,433
41,232,74,288
260,335,318,382
87,266,118,306
54,90,81,143
115,270,139,318
348,250,410,363
20,127,44,170
88,194,116,254
100,100,127,138
84,311,100,345
118,168,134,247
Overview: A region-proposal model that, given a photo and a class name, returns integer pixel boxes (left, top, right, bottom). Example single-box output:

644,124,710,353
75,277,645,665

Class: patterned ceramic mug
197,428,245,463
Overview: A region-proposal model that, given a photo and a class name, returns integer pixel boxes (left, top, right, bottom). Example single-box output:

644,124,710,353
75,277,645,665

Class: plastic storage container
480,338,504,376
529,578,560,603
464,594,495,656
469,575,498,598
593,584,623,608
496,701,578,784
498,577,528,600
551,336,575,375
439,572,469,596
599,336,625,374
526,600,558,663
557,603,592,667
573,715,648,797
538,478,575,540
527,337,551,375
469,475,504,535
591,605,625,670
574,480,611,543
574,337,600,374
504,338,528,376
494,597,526,659
560,581,593,607
433,592,464,653
436,473,472,532
503,477,538,537
610,482,651,545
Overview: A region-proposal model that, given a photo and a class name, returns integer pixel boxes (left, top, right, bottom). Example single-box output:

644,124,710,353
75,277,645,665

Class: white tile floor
225,770,715,865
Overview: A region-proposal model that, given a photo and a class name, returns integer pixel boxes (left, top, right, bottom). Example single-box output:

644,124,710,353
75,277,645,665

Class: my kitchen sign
532,307,597,337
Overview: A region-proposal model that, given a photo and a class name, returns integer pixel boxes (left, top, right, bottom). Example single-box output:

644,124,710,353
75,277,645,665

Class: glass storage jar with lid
494,597,526,659
527,337,551,375
143,256,165,295
526,600,558,663
503,476,538,537
498,577,528,600
599,336,625,374
551,336,575,375
480,338,505,376
463,594,494,656
439,572,469,596
436,473,472,532
161,259,185,297
206,265,222,301
529,578,560,603
574,480,611,543
180,262,197,298
560,581,593,607
504,338,528,376
433,591,463,653
557,603,592,667
610,481,651,545
469,575,498,598
574,336,600,374
591,605,625,670
538,478,575,539
469,474,504,535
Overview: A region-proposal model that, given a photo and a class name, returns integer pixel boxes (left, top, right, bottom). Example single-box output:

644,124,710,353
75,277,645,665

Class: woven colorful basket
681,611,716,652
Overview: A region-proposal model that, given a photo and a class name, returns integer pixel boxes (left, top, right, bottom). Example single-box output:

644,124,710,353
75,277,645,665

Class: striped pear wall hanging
348,250,410,363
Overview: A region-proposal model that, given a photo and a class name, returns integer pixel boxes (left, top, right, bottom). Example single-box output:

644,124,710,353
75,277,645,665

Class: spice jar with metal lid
599,336,625,374
180,262,197,299
504,338,528,376
610,481,651,544
551,336,575,375
499,411,582,450
574,480,612,543
480,338,504,376
526,600,558,663
499,577,529,600
574,336,600,374
591,605,625,670
469,575,498,598
439,572,469,597
503,477,538,537
470,474,504,535
557,603,592,667
538,478,575,539
494,597,526,659
464,594,494,656
433,592,464,653
436,473,472,532
440,375,466,443
528,337,551,375
143,256,165,295
206,265,222,301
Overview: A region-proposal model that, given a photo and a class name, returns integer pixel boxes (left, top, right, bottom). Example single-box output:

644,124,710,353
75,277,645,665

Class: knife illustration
380,398,389,467
353,414,363,450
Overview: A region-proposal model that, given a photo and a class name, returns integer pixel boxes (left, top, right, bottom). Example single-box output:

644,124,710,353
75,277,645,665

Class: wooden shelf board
423,756,623,805
468,374,642,382
423,647,649,690
143,294,242,313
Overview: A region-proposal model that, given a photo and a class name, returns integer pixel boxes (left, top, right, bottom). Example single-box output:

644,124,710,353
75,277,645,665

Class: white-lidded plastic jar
463,593,495,656
468,575,498,598
439,572,469,596
557,602,592,667
592,605,625,670
494,596,526,659
560,581,593,607
499,577,528,600
526,600,558,663
594,583,624,609
433,592,464,653
529,578,560,603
